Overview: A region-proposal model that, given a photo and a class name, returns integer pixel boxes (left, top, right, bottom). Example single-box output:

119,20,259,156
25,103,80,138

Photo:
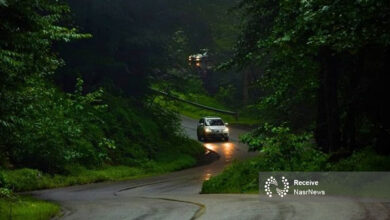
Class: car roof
203,116,222,120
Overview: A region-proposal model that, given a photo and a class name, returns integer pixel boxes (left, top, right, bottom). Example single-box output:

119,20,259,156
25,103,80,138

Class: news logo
264,176,289,198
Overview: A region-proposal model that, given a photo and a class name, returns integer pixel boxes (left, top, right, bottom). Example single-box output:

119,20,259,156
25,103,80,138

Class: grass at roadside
0,139,204,220
154,92,258,126
201,149,390,194
0,196,60,220
1,142,202,192
1,160,194,192
201,158,260,194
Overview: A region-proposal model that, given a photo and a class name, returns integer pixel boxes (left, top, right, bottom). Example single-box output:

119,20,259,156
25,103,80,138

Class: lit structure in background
188,49,212,70
188,49,214,92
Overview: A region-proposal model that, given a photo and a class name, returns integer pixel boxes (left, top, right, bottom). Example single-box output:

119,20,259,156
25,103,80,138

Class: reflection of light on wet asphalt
204,143,216,151
204,142,234,162
223,142,232,148
204,173,212,181
223,142,233,162
202,143,234,180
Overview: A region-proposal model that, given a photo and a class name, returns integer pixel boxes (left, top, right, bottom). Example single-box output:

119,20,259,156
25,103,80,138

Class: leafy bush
331,148,390,171
202,145,390,193
2,79,204,181
201,158,257,193
0,172,5,188
1,169,43,192
203,123,390,193
241,124,327,170
98,93,204,166
3,78,110,173
202,125,328,193
0,188,14,199
215,84,237,107
0,173,12,200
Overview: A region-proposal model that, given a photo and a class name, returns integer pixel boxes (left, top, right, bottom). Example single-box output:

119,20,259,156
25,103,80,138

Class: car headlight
224,128,229,133
205,128,212,133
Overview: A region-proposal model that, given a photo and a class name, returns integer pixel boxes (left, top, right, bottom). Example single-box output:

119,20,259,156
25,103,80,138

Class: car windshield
206,119,224,126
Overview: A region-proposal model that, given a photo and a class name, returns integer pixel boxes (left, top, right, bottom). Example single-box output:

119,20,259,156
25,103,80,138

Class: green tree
229,0,390,154
0,0,94,171
0,0,206,173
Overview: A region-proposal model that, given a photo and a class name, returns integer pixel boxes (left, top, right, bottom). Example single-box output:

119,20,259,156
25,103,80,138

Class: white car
197,117,229,142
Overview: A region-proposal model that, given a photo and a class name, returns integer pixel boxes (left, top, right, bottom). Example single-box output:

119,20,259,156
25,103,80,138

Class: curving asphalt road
32,116,390,220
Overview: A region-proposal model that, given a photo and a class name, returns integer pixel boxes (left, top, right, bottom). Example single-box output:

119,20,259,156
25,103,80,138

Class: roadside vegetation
0,138,201,218
202,0,390,193
0,191,60,220
202,128,390,193
1,0,389,216
202,149,390,193
154,89,258,127
1,141,201,192
1,0,210,217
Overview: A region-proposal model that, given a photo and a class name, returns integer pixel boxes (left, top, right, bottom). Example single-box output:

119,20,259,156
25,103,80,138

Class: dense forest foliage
203,0,390,193
0,0,213,178
56,0,238,95
1,0,389,198
231,0,390,155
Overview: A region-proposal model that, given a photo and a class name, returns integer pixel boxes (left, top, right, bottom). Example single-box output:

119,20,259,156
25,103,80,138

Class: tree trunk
315,48,341,153
242,69,249,105
342,53,360,152
315,66,329,152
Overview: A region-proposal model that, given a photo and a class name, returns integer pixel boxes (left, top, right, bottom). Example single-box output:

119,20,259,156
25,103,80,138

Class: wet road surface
32,116,390,220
